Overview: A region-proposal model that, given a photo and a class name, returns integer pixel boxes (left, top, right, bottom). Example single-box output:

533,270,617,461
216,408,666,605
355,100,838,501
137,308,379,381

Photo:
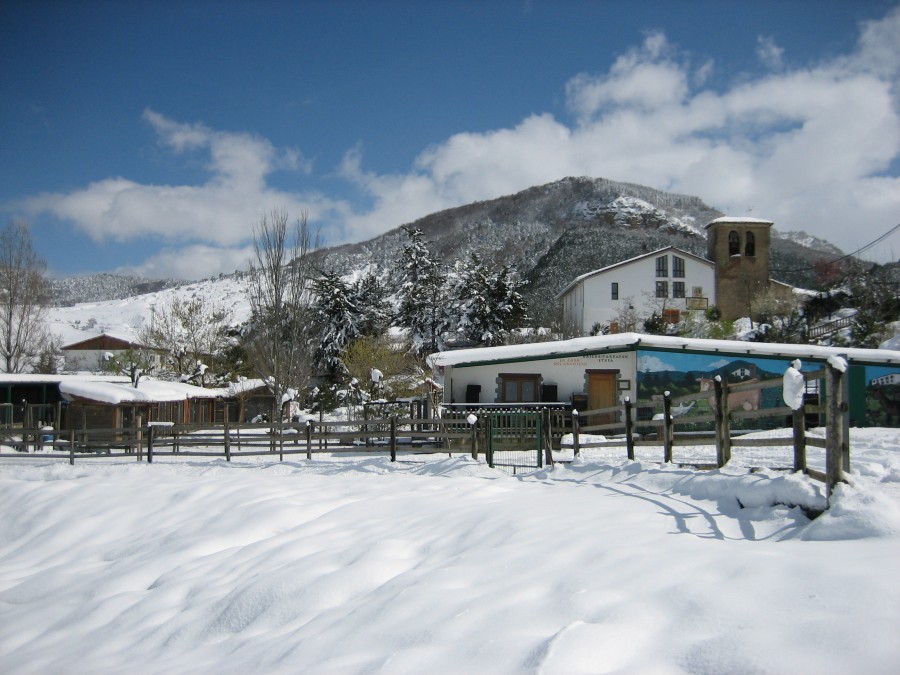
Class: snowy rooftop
0,373,130,385
59,378,228,405
706,216,774,227
428,332,900,368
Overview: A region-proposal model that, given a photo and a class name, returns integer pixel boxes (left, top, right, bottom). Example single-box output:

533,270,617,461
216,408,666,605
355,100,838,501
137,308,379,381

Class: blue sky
2,0,899,279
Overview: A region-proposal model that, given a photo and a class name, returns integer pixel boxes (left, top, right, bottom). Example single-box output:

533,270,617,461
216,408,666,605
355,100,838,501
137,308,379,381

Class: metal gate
487,410,543,473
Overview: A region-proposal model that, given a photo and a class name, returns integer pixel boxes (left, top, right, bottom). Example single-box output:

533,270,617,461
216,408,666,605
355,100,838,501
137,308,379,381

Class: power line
770,222,900,274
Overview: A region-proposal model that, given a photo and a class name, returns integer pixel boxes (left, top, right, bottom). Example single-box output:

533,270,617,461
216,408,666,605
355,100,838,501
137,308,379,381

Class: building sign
552,353,632,368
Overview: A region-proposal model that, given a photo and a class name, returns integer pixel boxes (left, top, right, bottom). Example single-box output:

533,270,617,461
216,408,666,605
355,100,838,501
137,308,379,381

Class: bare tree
142,297,233,384
0,221,49,373
243,209,318,417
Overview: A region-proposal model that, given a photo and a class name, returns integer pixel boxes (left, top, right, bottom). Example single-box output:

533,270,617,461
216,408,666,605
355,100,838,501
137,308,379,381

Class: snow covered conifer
393,227,450,355
353,272,390,337
452,254,528,347
312,270,360,378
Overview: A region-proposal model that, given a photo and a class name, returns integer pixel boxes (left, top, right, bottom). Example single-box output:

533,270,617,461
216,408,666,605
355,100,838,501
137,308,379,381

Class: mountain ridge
48,177,844,326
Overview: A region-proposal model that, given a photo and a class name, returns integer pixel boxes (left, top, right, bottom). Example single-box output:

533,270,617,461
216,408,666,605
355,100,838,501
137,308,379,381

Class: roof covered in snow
427,332,900,369
706,216,774,227
59,378,228,405
0,373,131,385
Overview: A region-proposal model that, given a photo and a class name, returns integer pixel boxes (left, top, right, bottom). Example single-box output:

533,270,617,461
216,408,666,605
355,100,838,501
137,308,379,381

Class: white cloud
13,7,900,278
638,355,676,372
343,8,900,257
20,109,325,247
756,36,784,70
566,32,689,121
116,243,255,280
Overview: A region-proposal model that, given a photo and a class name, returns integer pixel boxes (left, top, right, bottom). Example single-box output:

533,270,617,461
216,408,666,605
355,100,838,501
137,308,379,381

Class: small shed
59,378,228,431
0,373,129,427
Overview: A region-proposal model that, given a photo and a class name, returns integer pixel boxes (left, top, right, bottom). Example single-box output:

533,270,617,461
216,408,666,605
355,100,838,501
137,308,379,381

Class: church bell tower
705,217,774,321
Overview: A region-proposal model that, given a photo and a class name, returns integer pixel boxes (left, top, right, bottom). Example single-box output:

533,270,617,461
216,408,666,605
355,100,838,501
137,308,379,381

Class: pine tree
353,272,390,338
393,227,449,355
312,270,360,378
489,263,528,340
453,254,528,346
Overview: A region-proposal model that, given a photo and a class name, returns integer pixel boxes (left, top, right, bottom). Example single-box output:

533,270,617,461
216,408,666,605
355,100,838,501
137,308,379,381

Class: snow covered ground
2,428,899,674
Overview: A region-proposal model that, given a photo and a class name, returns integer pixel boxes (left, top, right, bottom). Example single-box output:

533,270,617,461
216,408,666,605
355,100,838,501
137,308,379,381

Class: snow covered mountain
46,176,844,339
46,273,251,348
315,176,842,325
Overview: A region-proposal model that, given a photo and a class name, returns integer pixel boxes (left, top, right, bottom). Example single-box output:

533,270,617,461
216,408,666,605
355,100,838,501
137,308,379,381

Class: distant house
558,217,796,337
62,333,166,372
558,246,715,337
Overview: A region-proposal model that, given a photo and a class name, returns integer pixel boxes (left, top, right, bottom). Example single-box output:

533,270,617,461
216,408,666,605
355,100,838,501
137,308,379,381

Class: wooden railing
0,415,478,465
1,361,852,500
565,364,849,498
809,316,853,339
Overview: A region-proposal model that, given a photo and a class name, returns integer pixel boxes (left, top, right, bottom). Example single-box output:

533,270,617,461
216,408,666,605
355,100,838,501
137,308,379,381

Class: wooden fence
0,415,477,464
1,360,851,497
565,363,848,497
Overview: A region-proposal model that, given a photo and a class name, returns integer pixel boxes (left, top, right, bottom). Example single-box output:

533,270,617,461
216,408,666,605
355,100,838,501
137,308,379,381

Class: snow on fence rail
1,361,851,497
0,416,477,464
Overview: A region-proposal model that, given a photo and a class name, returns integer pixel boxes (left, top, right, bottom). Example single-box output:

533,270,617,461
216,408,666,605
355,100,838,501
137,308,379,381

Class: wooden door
587,371,618,426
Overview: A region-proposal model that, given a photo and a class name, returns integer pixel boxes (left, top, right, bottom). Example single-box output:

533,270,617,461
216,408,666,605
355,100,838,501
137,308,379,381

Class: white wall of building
561,249,716,337
445,350,637,405
64,349,162,373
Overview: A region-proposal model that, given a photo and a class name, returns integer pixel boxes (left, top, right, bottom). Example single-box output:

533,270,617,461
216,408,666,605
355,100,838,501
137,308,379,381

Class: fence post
713,376,731,467
792,407,806,473
840,354,850,473
390,415,397,462
467,414,479,460
224,417,231,462
572,409,581,458
23,402,30,452
542,408,552,467
826,359,847,500
663,391,673,463
306,420,313,460
624,398,635,461
147,424,154,464
136,414,143,462
69,428,75,466
487,415,494,468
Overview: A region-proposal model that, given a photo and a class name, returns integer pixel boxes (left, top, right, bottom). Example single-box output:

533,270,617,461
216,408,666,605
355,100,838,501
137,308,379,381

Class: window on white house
656,256,668,277
673,256,685,278
673,281,685,298
655,281,668,298
611,282,619,300
499,374,541,403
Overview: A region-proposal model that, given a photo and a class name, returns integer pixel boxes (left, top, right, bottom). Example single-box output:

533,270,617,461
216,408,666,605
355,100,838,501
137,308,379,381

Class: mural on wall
863,365,900,427
635,349,900,428
636,350,801,429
